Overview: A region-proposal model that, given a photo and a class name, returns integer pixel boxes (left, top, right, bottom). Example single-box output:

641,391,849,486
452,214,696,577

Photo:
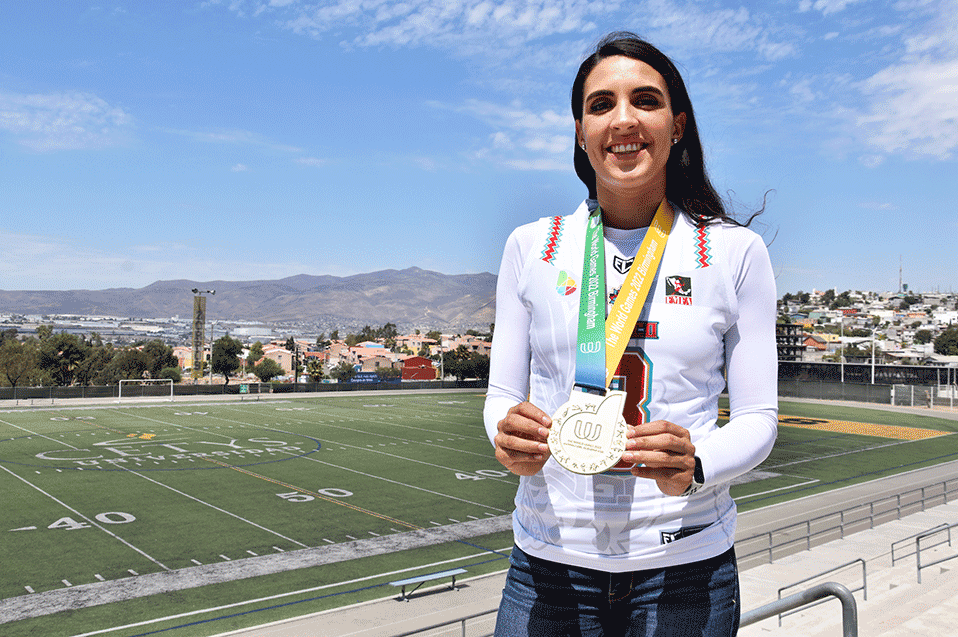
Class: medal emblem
548,390,628,474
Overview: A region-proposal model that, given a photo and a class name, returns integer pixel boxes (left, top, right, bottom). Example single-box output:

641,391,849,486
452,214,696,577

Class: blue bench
388,567,467,601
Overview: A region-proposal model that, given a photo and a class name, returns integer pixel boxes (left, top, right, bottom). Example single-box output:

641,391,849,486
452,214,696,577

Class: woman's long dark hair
572,32,758,226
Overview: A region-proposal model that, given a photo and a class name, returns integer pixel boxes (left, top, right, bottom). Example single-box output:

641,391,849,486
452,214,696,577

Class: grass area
1,392,956,636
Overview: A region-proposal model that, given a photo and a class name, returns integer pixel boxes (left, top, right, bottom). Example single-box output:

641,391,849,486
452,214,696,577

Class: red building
401,356,437,381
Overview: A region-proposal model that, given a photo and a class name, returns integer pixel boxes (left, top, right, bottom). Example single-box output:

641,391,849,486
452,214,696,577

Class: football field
1,391,957,636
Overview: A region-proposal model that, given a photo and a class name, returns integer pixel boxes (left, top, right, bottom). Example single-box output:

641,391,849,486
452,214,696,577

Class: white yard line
0,463,170,571
733,479,821,501
207,412,516,486
123,469,309,548
0,418,83,450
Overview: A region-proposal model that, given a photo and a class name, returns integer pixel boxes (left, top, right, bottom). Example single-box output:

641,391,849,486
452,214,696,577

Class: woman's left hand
621,420,696,496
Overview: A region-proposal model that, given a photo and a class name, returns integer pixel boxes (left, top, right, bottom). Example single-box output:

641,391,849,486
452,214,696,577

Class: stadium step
739,500,958,637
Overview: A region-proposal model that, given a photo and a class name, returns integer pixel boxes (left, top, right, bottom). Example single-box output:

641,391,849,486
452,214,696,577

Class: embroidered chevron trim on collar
541,216,564,264
695,224,712,268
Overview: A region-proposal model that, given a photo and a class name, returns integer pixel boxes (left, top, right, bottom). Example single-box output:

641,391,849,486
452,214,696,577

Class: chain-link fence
0,379,489,403
893,384,958,410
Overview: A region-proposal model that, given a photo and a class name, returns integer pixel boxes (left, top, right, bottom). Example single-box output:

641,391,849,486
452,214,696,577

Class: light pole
871,325,877,385
191,288,215,385
840,315,845,384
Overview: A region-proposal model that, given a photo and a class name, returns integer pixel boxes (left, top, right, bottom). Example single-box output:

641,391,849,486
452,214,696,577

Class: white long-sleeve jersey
484,200,778,572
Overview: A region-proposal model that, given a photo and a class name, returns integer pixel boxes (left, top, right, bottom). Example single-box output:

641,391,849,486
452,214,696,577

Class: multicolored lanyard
574,200,674,393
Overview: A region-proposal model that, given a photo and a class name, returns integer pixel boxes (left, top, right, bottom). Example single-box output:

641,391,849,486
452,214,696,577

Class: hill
0,267,497,331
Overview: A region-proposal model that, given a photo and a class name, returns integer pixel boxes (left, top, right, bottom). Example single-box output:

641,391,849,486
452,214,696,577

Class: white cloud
164,127,303,153
855,59,958,160
632,0,798,61
853,1,958,161
230,0,615,51
0,228,318,290
433,98,573,170
295,156,327,167
0,91,133,151
798,0,866,16
231,163,250,171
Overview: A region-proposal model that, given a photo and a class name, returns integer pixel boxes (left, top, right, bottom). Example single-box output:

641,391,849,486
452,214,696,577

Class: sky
1,0,956,297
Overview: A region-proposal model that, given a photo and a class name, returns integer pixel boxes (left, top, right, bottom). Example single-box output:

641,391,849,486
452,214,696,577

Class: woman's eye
588,99,611,113
635,95,660,108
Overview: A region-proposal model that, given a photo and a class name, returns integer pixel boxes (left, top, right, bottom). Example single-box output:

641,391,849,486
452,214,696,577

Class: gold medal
548,390,628,474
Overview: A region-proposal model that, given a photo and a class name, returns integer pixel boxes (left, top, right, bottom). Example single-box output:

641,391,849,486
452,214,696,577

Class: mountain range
0,268,498,331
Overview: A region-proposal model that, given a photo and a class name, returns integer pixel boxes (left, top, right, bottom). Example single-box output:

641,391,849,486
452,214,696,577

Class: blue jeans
494,545,740,637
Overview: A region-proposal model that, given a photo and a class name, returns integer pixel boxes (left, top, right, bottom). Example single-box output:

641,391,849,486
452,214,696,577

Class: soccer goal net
118,378,174,401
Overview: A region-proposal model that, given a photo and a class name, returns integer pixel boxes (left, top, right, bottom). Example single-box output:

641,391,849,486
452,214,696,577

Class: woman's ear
672,112,687,144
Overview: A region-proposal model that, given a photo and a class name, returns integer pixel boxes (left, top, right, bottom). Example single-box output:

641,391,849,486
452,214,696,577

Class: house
361,355,398,373
402,356,437,381
803,335,827,351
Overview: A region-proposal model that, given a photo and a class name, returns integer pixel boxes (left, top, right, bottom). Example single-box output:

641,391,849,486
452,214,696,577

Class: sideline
781,395,958,422
0,387,488,413
0,516,512,624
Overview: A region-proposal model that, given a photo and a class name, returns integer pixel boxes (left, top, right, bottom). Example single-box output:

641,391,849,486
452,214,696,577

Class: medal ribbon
574,200,674,392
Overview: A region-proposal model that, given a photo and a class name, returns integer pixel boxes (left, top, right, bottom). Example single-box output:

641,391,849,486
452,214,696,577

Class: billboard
192,296,206,379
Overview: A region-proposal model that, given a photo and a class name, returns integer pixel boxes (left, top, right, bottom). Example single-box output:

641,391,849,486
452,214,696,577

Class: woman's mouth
608,142,648,154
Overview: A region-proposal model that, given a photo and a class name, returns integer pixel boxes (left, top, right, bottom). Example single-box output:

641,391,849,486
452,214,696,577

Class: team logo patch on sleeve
665,276,692,305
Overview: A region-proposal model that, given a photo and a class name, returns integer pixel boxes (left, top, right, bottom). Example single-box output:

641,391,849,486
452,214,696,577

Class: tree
159,366,183,383
375,366,401,380
247,341,265,366
829,290,852,310
77,344,116,386
330,361,356,382
426,330,442,342
212,335,243,384
0,339,39,389
284,337,301,380
141,340,178,378
442,345,490,380
38,333,90,386
934,326,958,356
253,358,284,382
97,348,151,385
914,329,933,345
305,358,326,382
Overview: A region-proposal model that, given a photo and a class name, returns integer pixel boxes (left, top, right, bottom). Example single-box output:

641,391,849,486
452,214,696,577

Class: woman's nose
611,102,638,130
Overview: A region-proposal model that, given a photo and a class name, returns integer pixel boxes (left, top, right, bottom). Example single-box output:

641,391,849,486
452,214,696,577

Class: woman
484,32,778,636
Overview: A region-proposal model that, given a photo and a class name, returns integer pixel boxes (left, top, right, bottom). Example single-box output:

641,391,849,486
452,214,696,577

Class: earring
672,138,678,145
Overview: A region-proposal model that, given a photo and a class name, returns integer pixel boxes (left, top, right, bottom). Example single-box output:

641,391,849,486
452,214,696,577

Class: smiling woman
485,32,779,636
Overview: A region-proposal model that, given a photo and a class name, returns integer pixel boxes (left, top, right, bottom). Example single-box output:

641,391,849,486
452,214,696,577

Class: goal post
118,378,174,401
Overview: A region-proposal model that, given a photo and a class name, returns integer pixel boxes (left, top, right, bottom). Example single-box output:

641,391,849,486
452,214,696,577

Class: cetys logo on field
6,418,320,471
719,409,948,441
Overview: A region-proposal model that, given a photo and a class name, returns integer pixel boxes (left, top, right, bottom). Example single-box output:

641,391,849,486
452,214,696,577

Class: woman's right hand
495,401,553,476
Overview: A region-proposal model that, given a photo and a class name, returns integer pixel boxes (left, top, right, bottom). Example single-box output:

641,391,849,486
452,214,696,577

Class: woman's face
576,55,686,204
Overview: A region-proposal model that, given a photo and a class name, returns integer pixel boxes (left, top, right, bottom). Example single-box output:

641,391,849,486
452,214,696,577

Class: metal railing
738,478,958,566
391,583,859,637
776,559,866,626
741,582,859,637
891,522,949,565
917,522,958,583
392,608,496,637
